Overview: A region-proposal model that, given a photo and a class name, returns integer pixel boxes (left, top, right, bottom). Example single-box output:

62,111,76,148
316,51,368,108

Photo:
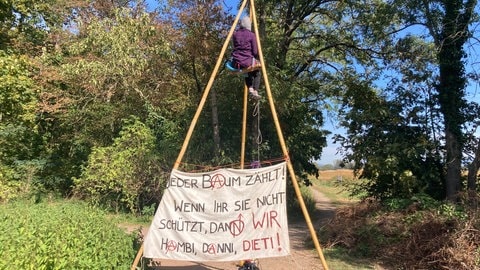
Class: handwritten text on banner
143,162,290,261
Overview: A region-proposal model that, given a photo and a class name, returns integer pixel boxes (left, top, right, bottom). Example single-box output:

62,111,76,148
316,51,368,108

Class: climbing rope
252,100,262,163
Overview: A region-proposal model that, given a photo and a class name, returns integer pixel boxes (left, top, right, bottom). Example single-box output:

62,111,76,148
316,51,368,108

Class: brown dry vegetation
317,169,356,181
319,197,480,270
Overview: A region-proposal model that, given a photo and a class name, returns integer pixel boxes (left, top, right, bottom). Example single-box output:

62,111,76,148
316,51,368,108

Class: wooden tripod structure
131,0,329,269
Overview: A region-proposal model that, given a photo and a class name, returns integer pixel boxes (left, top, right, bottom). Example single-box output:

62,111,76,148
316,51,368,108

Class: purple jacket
232,28,258,68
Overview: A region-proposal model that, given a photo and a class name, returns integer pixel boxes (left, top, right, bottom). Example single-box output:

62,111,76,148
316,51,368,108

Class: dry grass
310,169,359,204
317,169,356,181
320,200,480,270
315,171,480,269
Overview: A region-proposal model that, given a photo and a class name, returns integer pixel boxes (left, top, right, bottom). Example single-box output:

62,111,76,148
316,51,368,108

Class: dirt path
136,187,335,270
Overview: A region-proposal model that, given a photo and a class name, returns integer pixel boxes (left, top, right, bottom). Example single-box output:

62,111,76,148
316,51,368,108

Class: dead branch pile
320,201,480,269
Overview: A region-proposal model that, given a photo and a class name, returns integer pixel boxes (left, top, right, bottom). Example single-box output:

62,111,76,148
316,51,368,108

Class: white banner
143,162,290,261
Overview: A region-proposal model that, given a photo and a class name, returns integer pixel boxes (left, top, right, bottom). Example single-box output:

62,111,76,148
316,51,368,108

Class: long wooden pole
249,0,330,269
240,84,248,169
129,1,249,269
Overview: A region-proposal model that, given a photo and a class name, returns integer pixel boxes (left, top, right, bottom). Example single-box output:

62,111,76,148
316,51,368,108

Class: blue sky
223,0,240,11
145,0,239,12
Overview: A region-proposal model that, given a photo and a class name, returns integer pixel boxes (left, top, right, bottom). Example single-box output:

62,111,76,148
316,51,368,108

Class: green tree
251,0,371,179
429,0,477,200
37,5,182,193
73,117,164,213
339,72,445,200
386,0,477,201
0,51,43,201
336,0,479,201
0,0,73,199
0,0,72,53
164,0,232,161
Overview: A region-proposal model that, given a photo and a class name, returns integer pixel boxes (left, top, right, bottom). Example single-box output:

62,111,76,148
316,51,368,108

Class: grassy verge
323,248,381,270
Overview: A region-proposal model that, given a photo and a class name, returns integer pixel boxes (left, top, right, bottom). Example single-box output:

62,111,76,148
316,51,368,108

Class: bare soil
127,187,335,270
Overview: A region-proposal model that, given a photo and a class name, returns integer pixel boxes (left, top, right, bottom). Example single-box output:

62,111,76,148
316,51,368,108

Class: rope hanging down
252,100,262,163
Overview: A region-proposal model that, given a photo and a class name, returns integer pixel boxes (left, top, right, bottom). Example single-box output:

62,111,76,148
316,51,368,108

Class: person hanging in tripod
232,16,261,99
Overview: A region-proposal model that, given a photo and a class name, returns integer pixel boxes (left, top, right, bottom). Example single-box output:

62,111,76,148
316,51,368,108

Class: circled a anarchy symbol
166,240,177,253
210,174,226,189
229,218,245,237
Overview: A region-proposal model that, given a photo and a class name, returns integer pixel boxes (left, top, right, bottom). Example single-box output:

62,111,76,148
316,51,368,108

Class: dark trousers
246,70,261,90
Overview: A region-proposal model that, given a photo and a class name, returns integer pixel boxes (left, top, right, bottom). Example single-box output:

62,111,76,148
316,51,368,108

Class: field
311,169,359,205
317,169,356,181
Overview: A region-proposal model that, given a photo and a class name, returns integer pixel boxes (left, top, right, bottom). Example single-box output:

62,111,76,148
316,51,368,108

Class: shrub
0,163,23,202
0,159,47,203
73,117,165,213
287,182,316,219
0,200,135,269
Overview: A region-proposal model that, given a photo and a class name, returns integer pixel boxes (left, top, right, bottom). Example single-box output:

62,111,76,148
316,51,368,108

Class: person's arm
251,33,258,58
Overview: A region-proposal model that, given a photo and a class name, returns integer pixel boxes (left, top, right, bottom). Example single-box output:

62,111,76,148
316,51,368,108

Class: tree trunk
467,139,480,191
444,129,462,201
435,0,475,201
